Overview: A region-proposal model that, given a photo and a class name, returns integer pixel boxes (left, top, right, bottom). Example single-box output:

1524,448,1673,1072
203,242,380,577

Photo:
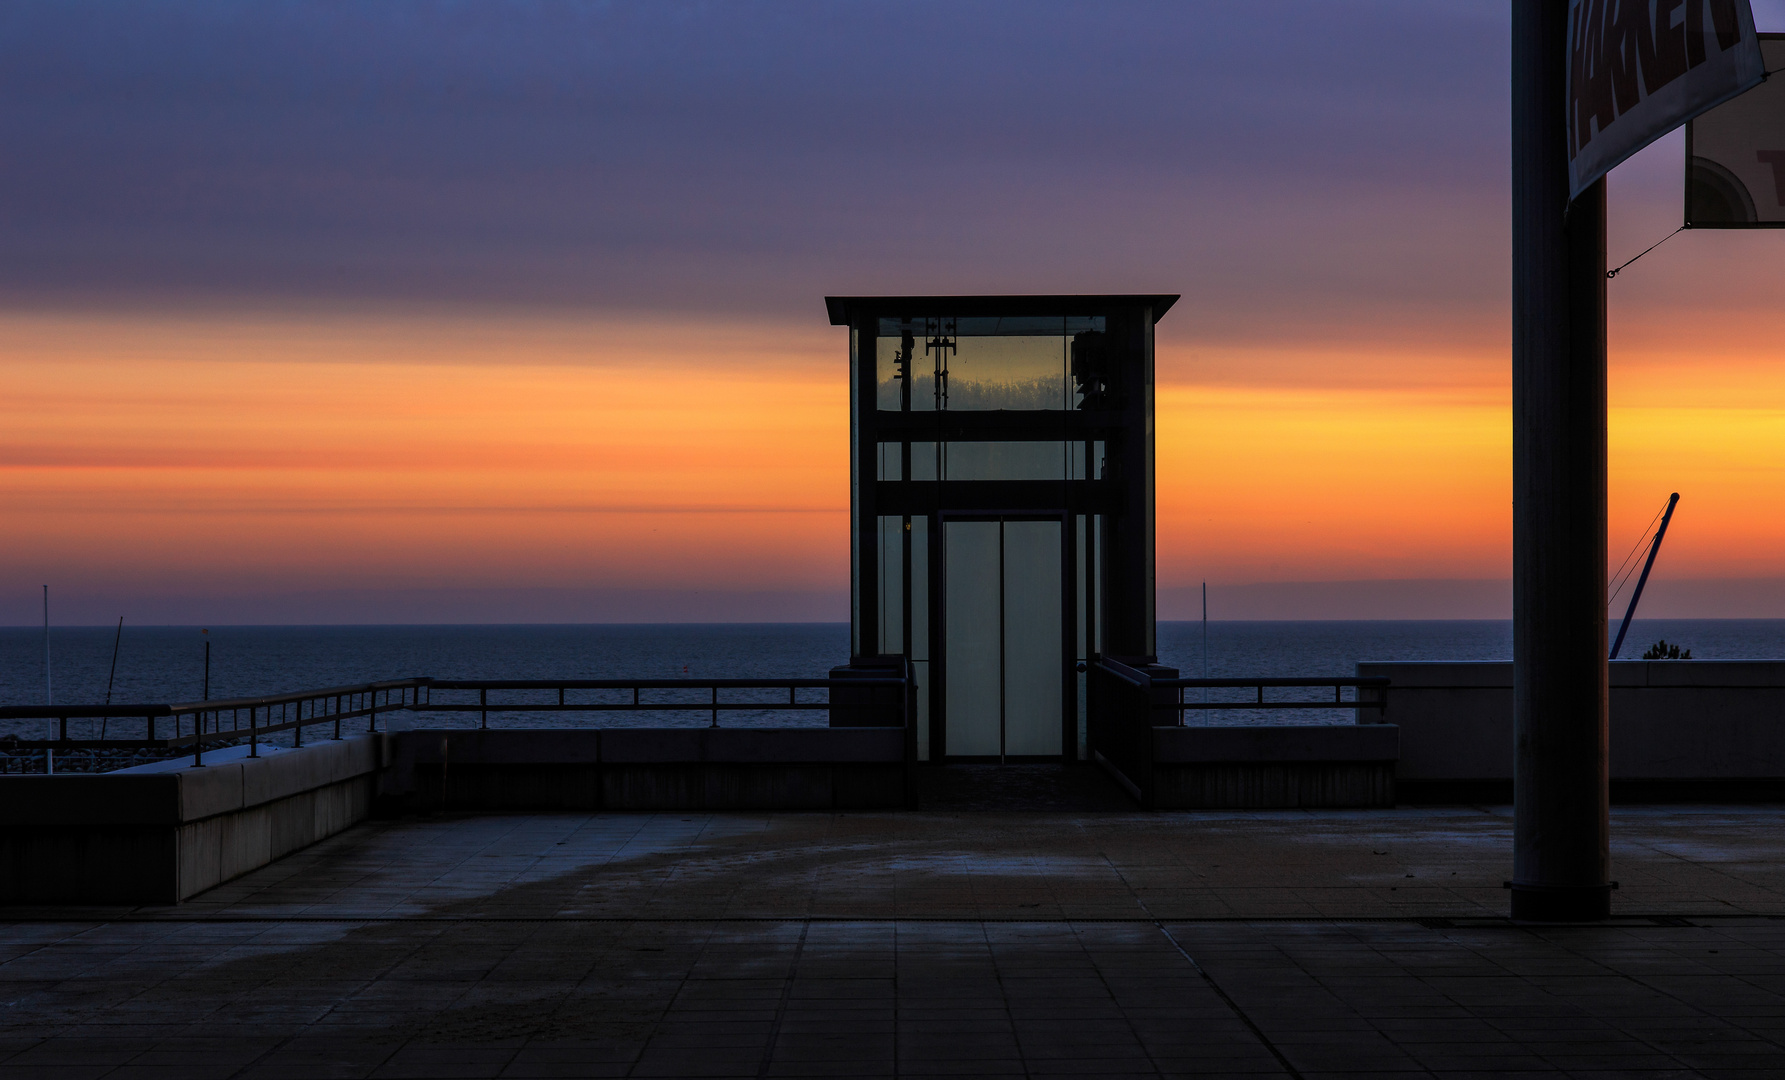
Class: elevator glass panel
942,518,1064,759
874,316,1105,414
1002,520,1062,756
910,514,931,760
943,521,1003,756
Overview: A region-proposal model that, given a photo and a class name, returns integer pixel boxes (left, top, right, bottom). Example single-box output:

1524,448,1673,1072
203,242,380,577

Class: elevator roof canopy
826,294,1179,326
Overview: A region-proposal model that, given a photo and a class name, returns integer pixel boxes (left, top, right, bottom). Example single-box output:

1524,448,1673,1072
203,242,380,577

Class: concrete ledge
386,728,909,811
1153,762,1396,809
604,727,905,764
407,729,604,765
8,724,921,903
1091,726,1401,809
1,734,385,905
0,775,183,827
1360,661,1785,786
1148,727,1398,807
1152,724,1399,763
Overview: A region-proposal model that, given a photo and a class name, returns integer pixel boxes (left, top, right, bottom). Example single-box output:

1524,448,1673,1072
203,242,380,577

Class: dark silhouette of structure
1511,1,1611,921
827,295,1178,762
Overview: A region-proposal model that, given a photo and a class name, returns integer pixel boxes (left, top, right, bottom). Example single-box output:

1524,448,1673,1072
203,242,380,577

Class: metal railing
415,678,904,728
0,672,915,765
1152,676,1389,719
1093,659,1388,722
0,679,425,765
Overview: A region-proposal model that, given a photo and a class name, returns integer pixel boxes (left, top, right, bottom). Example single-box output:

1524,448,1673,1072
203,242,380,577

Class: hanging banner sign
1686,34,1785,226
1567,0,1765,199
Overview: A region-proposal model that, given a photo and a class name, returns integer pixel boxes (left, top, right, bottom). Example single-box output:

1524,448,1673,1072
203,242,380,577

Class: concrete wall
1359,661,1785,798
1095,725,1400,810
1148,724,1399,809
382,727,912,812
0,735,382,905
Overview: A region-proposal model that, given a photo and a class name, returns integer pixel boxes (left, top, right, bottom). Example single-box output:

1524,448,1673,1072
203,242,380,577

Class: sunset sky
5,1,1785,624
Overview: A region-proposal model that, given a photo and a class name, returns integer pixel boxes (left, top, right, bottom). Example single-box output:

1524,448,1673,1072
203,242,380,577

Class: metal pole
105,616,123,705
1511,0,1610,922
1610,493,1680,660
43,585,53,774
1201,581,1208,705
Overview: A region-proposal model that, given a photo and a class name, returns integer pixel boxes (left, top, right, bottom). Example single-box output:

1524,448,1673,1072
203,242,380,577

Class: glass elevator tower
827,294,1178,761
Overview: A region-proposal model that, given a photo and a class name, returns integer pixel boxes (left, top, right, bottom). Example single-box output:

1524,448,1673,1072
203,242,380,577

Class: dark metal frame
832,294,1177,762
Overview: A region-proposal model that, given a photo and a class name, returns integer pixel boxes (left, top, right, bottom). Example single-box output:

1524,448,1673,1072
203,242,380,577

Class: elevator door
942,518,1064,759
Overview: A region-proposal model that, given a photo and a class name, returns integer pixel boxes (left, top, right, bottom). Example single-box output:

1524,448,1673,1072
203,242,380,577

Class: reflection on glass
876,317,936,412
876,443,902,481
1002,520,1062,756
910,515,929,662
944,521,1002,756
875,316,1106,412
910,441,939,480
880,440,1100,481
949,334,1065,410
1075,513,1088,760
942,442,1067,481
878,516,903,654
875,336,902,411
911,515,930,760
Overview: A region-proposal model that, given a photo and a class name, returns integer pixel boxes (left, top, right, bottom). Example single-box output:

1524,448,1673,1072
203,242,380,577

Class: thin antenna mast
105,617,124,704
42,586,53,774
1610,493,1680,661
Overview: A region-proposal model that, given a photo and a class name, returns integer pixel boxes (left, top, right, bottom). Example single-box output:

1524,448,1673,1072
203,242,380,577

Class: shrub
1641,639,1692,660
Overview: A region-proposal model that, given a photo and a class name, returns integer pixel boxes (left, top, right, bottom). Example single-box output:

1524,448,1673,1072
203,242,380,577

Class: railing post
710,686,718,728
480,688,487,729
194,710,204,767
369,690,378,733
294,699,304,747
249,706,259,758
334,694,342,740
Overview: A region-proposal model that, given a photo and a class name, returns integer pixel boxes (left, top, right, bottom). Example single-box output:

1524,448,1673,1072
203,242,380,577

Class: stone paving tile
6,807,1785,1075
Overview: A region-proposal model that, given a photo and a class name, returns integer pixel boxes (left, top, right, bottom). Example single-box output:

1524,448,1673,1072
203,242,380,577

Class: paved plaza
4,780,1785,1077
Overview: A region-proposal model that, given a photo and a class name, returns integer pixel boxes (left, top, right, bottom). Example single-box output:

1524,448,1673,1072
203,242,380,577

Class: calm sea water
3,619,1782,740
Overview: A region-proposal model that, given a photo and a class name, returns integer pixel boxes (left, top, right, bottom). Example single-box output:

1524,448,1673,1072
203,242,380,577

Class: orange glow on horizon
6,307,1785,619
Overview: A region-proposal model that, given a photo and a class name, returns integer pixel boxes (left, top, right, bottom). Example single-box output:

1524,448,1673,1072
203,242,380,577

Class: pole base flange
1508,881,1613,921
